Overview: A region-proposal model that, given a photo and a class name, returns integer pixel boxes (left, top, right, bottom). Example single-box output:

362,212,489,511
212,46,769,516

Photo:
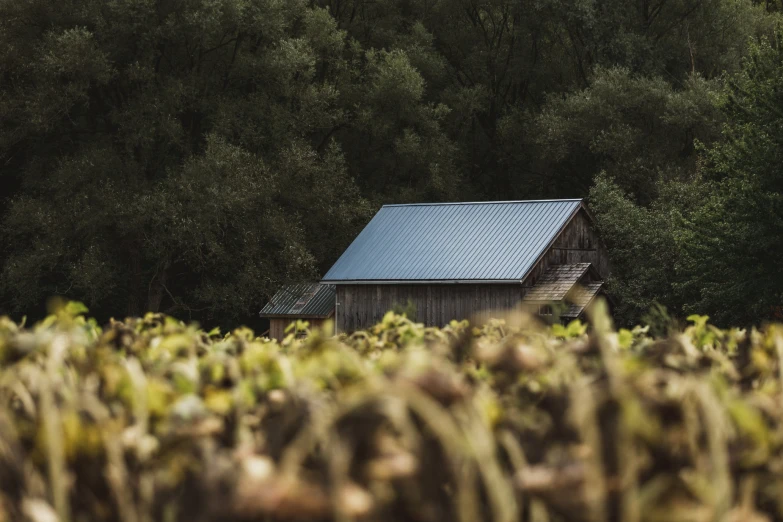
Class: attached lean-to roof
523,263,592,302
561,282,604,319
322,199,583,283
259,283,335,318
522,263,605,319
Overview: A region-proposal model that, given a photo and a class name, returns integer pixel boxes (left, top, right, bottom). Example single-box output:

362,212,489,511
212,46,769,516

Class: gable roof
259,283,335,318
523,263,593,302
322,199,584,283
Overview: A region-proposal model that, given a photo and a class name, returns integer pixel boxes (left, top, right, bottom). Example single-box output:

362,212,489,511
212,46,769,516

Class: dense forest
1,0,783,328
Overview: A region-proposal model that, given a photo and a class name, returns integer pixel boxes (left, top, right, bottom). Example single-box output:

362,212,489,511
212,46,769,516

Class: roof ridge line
382,199,583,208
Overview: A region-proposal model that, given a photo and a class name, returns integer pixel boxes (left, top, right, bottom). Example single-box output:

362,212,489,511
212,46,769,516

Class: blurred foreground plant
0,301,782,522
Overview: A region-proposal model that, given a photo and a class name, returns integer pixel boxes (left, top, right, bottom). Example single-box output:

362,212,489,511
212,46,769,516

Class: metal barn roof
322,199,583,283
259,283,335,318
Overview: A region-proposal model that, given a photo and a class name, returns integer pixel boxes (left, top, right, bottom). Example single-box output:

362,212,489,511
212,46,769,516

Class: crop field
0,301,781,522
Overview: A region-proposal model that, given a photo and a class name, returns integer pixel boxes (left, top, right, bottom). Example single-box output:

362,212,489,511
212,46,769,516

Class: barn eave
321,279,525,285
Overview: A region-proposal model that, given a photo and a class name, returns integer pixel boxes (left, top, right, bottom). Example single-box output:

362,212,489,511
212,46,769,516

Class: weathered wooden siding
268,318,327,341
522,209,610,287
269,319,287,341
336,284,525,332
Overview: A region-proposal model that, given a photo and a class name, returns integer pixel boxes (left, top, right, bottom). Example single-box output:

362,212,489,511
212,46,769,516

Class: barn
321,199,610,332
258,283,335,340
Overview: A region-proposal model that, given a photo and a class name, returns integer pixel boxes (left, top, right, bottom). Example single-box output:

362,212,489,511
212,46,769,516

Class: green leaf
551,324,568,338
618,328,634,349
64,301,89,317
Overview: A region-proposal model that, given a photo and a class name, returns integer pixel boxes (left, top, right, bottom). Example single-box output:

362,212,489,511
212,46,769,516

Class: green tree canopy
0,0,780,326
0,0,372,325
589,35,783,326
676,36,783,325
526,68,723,202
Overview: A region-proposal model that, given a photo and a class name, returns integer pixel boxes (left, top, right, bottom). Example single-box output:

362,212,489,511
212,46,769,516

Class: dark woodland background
2,0,783,329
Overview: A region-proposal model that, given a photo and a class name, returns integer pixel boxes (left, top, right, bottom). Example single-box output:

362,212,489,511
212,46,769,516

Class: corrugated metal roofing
523,263,592,302
561,282,604,319
322,199,583,282
259,283,335,317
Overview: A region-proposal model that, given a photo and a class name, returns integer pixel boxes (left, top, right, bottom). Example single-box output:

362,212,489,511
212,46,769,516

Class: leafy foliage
0,0,782,326
0,0,372,325
591,34,783,326
531,69,723,202
1,304,783,521
677,36,783,325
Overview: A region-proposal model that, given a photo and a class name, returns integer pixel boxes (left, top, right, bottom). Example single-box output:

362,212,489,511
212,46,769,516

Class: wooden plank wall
522,209,610,287
268,318,326,341
336,284,524,332
268,319,287,341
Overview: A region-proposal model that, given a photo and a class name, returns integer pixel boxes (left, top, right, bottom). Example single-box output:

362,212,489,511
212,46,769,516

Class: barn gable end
522,208,610,288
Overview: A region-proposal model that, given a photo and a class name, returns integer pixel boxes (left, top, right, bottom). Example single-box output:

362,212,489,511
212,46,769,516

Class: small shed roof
259,283,335,318
523,263,592,302
561,282,604,320
322,199,583,283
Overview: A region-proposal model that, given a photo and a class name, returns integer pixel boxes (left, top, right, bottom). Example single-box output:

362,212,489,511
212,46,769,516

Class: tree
319,0,772,199
590,34,783,327
589,173,707,325
676,36,783,325
0,0,370,326
0,0,779,325
525,68,723,203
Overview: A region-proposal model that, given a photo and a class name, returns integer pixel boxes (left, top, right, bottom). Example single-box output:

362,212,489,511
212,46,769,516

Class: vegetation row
0,302,782,522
